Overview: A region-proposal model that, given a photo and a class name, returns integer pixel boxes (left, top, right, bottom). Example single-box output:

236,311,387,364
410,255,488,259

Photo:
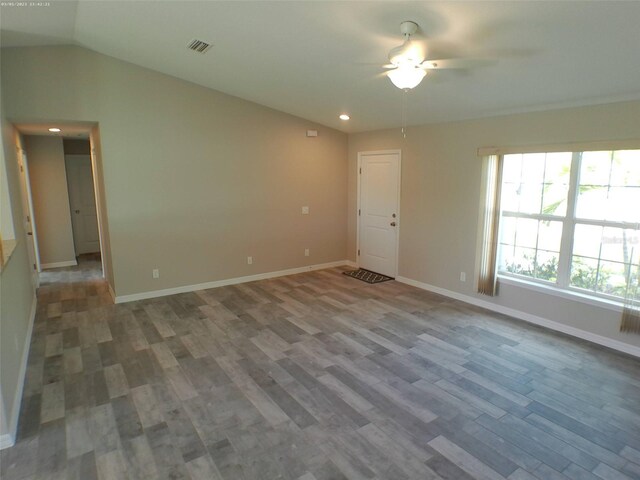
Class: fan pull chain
401,88,408,138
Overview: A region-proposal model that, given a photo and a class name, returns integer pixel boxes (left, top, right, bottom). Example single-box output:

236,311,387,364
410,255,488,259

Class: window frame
496,150,640,304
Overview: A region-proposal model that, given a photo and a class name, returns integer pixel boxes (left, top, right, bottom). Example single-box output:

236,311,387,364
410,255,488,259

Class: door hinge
33,263,36,270
359,167,362,174
357,249,360,256
26,215,30,222
358,209,361,216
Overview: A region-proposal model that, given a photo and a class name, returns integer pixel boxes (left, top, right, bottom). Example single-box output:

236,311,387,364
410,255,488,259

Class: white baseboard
115,260,350,304
345,260,358,269
0,293,37,450
396,276,640,358
41,260,77,269
108,284,116,303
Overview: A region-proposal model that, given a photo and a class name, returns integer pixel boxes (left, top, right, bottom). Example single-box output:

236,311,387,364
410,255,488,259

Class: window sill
0,238,17,273
497,274,624,313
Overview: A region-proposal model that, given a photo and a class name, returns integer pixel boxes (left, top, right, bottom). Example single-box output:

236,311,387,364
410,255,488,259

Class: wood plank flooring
2,257,640,480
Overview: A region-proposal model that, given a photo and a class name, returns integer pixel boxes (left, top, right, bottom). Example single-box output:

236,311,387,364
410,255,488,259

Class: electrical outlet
247,256,253,265
301,206,309,215
460,271,466,282
304,248,310,257
153,269,160,279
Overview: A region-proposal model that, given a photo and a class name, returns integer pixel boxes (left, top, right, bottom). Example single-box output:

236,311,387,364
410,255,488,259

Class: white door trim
88,137,108,280
356,149,401,278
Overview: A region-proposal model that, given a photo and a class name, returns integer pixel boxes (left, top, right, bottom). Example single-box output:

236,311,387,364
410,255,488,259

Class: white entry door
65,155,100,255
358,151,400,277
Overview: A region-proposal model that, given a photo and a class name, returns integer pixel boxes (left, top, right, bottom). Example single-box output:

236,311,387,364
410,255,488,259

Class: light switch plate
301,206,309,215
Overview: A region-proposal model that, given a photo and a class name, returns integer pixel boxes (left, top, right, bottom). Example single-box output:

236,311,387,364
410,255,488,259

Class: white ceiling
2,1,640,133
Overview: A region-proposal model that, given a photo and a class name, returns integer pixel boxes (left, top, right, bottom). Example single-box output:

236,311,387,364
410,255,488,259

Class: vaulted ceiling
2,1,640,132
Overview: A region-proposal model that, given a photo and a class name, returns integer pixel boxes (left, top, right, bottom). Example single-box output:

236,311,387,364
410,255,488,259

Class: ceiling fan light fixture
387,65,426,90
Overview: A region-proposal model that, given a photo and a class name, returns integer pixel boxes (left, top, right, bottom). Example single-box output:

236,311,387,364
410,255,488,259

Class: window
497,149,640,301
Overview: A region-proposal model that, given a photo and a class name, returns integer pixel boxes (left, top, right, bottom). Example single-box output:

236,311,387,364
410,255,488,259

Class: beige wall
0,108,36,439
349,100,640,350
24,135,76,267
2,46,348,296
4,44,636,355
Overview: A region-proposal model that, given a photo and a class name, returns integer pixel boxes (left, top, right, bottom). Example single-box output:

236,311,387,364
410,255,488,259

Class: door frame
16,145,42,281
356,149,402,278
88,137,107,279
11,123,110,286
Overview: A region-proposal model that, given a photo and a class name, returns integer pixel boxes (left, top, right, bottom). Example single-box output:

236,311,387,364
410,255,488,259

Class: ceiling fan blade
354,62,396,69
419,58,493,70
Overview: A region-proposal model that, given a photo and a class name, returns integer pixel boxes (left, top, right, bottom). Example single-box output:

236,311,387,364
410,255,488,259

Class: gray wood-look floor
2,256,640,480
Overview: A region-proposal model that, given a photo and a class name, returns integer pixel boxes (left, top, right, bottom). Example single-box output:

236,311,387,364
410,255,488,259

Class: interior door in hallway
17,148,41,281
358,150,400,277
65,155,100,255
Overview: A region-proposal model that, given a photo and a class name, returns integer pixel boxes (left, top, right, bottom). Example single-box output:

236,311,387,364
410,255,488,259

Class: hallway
39,253,105,288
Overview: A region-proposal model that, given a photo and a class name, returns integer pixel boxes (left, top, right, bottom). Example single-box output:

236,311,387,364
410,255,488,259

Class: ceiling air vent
187,39,212,54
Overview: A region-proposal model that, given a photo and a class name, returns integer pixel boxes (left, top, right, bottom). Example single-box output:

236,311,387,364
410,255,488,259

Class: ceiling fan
384,21,475,90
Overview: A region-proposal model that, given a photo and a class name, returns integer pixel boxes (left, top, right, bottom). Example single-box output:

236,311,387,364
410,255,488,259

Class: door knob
27,232,33,236
75,210,80,214
390,222,396,227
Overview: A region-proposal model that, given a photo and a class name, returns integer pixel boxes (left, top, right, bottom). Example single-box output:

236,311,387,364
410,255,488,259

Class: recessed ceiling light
339,114,350,121
48,127,61,132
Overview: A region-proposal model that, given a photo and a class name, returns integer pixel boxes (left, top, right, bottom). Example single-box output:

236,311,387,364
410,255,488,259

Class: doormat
343,268,394,284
